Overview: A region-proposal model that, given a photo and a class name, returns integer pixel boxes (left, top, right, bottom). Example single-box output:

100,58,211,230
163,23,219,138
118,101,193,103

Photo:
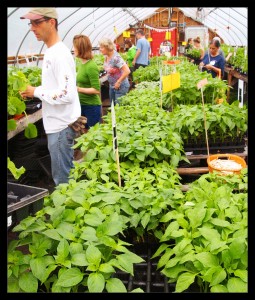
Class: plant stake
197,78,210,157
111,101,121,187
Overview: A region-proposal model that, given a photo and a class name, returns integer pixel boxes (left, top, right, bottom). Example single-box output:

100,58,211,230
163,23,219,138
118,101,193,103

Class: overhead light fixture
129,23,140,29
196,7,203,19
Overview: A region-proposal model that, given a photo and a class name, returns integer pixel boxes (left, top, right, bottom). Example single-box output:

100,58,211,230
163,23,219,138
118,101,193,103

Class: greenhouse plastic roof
7,7,248,58
178,7,247,47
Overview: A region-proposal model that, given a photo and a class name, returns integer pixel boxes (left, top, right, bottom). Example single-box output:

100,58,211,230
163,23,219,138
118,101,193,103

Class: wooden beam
7,54,44,65
177,167,209,175
8,109,42,140
186,152,247,160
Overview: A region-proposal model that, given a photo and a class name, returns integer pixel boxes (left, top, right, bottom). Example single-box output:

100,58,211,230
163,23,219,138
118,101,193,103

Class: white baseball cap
213,37,221,42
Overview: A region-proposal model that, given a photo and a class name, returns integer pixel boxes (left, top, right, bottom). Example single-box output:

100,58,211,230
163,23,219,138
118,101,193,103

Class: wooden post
227,70,233,102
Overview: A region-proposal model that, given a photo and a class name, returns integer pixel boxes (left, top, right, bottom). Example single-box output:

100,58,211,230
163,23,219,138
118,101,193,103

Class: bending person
99,37,130,105
199,39,225,79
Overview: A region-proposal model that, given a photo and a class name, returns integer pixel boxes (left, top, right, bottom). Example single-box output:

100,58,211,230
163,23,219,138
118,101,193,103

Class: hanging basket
207,154,247,175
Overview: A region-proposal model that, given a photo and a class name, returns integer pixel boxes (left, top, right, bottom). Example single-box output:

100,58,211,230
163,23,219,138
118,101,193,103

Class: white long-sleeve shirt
34,41,81,134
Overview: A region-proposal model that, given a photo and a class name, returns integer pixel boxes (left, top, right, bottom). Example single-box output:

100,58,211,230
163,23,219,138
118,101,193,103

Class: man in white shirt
20,7,82,186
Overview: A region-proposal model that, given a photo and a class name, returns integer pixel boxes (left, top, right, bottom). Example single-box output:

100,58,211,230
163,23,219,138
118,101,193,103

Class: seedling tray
7,182,49,214
184,144,245,155
113,242,176,292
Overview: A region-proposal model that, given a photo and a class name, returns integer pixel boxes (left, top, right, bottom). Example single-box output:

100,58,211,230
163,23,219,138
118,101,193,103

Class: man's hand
19,85,36,99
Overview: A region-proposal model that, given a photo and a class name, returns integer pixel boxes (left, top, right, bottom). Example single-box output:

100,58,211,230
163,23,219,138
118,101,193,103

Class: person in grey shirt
132,29,151,71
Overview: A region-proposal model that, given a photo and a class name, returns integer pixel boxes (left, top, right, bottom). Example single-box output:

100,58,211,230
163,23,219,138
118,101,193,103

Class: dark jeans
81,105,102,129
128,66,135,87
134,63,148,71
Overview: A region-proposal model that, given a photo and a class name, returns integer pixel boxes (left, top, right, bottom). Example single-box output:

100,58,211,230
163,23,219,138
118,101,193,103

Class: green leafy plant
72,104,188,184
221,44,248,74
131,59,229,109
186,48,201,59
168,102,247,145
133,65,160,82
8,66,42,135
7,179,148,293
7,66,41,184
8,169,247,293
7,157,26,180
152,170,247,292
92,54,105,72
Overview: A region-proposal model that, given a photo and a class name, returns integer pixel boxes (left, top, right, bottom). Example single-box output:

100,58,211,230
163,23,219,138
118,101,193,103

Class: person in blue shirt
204,36,225,60
132,29,151,71
199,39,225,79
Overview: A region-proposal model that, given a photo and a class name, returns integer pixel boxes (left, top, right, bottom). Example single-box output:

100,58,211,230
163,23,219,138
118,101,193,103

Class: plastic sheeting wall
178,7,247,47
7,7,160,57
7,7,248,58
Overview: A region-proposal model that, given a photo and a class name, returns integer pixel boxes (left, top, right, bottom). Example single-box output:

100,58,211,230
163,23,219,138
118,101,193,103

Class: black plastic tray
25,98,42,114
37,155,52,178
7,182,49,214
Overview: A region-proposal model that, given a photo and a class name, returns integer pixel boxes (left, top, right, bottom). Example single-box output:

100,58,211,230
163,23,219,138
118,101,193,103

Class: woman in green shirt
73,35,102,129
125,39,136,69
124,39,136,87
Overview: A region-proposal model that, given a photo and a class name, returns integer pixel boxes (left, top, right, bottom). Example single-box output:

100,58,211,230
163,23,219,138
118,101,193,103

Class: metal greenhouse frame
7,7,247,59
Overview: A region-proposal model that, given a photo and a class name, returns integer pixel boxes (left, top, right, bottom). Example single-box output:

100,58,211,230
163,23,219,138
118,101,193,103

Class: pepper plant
8,179,146,293
152,169,247,293
168,102,247,145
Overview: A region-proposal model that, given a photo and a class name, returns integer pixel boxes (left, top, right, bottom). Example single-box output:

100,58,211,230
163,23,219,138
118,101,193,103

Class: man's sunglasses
28,17,50,27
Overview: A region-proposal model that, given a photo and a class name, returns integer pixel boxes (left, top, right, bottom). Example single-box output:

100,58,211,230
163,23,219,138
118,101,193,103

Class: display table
224,66,248,102
224,66,247,83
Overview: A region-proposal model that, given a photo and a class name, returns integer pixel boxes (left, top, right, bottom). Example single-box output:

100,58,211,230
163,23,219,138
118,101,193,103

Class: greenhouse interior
7,7,248,293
